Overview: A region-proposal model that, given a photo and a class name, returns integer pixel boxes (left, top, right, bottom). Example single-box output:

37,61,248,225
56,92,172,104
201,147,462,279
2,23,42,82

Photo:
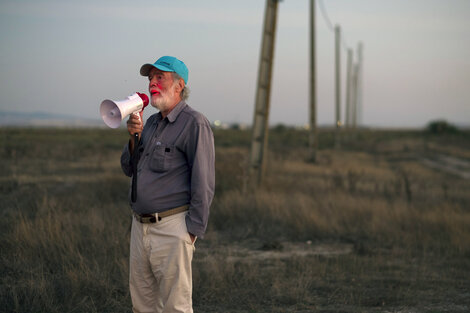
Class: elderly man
121,56,215,313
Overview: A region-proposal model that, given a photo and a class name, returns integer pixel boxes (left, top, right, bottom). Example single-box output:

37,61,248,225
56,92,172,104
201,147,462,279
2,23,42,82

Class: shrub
426,120,459,134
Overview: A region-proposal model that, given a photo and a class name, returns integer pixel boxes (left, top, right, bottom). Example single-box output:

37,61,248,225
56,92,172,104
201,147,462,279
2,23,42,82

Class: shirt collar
166,100,186,123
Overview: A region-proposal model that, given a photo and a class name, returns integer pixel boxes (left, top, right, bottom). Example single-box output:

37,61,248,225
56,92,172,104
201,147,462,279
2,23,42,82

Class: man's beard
150,85,175,112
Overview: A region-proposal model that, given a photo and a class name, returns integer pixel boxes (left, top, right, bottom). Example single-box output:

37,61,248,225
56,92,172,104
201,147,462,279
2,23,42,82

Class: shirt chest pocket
148,144,175,173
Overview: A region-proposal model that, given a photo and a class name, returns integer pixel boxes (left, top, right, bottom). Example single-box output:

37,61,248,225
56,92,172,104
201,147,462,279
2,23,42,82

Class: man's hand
127,112,143,153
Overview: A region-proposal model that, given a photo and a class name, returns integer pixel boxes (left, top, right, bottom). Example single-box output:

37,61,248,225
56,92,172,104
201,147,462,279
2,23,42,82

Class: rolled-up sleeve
185,122,215,238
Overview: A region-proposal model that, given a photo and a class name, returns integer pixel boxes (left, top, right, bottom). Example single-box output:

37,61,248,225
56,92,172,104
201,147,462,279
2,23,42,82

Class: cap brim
140,63,174,76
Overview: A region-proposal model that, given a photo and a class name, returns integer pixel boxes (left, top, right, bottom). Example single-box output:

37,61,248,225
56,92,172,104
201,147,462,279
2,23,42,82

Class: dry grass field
1,127,469,313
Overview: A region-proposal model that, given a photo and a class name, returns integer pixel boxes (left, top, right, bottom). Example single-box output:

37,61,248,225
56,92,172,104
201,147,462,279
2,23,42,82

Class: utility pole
249,0,280,186
334,24,341,149
351,63,359,130
345,48,353,129
309,0,318,162
356,42,363,127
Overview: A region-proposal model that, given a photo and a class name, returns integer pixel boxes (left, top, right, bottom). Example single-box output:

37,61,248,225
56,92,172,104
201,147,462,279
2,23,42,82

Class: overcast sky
1,0,469,128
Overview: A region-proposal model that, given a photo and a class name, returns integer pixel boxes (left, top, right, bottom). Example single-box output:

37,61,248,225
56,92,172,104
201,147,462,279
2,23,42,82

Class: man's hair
172,72,190,101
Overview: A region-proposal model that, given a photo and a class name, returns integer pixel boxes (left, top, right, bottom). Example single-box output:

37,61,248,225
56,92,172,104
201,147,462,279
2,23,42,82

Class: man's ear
176,78,185,94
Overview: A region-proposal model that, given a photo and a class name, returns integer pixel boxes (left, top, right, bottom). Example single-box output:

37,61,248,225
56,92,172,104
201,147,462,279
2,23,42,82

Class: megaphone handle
133,111,141,122
131,133,139,203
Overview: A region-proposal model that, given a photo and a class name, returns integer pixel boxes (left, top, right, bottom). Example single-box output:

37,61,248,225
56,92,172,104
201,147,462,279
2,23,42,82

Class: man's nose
149,80,159,89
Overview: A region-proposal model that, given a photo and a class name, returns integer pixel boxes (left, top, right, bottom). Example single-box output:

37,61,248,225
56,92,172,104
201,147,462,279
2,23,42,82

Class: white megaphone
100,92,149,128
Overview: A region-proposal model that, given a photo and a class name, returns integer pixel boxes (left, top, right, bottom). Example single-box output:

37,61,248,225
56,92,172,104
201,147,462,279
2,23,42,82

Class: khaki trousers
130,212,195,313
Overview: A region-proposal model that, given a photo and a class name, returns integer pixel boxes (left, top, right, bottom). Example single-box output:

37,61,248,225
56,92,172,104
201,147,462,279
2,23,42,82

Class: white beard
151,94,170,112
150,85,176,112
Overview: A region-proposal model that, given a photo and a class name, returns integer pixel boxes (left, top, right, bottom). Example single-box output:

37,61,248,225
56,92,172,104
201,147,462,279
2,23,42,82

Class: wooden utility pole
249,0,280,186
334,24,341,149
308,0,318,162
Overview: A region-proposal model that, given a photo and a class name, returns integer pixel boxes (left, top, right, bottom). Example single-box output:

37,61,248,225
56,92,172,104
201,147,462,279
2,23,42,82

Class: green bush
426,120,459,134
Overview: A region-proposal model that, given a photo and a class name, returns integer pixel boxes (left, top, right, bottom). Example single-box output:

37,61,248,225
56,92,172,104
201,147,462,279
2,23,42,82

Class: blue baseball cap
140,56,189,84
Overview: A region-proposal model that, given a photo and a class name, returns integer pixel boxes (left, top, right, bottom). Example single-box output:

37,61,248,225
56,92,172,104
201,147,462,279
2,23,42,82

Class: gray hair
172,72,190,101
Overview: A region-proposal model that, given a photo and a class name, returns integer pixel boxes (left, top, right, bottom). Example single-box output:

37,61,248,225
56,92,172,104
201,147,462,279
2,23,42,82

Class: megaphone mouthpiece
136,92,149,109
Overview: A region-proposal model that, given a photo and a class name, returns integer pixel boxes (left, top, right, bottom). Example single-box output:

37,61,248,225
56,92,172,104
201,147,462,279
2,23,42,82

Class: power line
318,0,334,32
318,0,350,52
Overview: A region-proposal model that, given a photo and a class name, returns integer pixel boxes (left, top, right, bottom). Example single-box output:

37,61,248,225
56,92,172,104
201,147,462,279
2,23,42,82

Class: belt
133,205,189,223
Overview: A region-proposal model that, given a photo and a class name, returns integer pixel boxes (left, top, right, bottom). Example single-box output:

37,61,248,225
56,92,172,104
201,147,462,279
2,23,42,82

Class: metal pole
309,0,318,162
249,0,280,186
334,24,341,149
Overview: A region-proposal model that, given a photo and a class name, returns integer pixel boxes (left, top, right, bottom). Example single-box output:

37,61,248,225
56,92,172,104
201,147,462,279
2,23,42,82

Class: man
120,56,215,313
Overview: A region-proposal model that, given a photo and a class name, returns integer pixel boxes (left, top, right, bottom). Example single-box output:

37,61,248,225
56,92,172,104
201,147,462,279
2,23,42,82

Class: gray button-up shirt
121,100,215,238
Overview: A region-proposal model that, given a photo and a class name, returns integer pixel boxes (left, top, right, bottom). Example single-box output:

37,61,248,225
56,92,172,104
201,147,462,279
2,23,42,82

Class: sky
0,0,469,128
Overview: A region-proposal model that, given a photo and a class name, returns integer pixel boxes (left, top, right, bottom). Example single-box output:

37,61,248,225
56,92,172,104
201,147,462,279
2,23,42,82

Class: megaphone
100,92,149,128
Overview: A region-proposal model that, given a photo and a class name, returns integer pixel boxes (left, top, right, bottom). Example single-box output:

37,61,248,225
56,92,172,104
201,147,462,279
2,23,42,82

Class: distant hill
0,111,104,128
1,110,468,130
